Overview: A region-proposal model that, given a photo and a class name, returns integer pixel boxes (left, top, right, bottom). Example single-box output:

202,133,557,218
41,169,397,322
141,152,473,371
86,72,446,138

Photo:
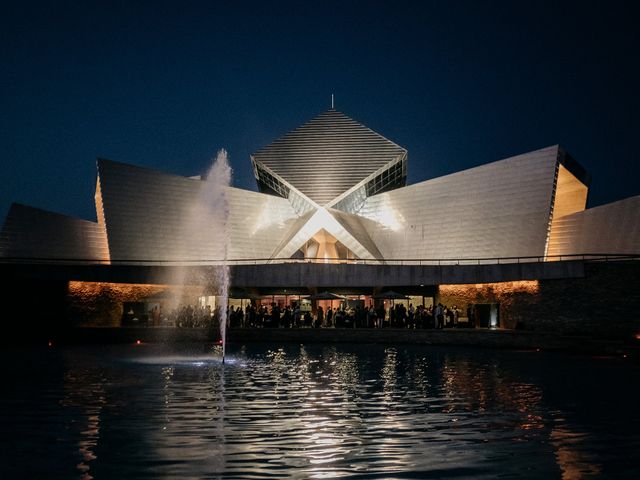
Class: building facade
1,108,639,334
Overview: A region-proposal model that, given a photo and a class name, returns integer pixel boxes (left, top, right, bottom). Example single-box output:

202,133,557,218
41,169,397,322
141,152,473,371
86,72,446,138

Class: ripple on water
0,343,639,479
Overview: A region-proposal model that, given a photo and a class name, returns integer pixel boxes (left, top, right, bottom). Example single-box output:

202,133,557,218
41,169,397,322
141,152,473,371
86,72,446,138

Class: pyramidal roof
252,109,406,206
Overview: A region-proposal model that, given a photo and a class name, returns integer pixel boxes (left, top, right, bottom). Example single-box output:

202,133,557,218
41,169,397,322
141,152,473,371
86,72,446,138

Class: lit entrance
473,303,500,328
294,229,357,262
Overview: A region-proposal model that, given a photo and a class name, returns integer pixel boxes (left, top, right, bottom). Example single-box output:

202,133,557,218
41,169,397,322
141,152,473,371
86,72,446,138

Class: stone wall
66,282,173,327
438,280,540,330
437,262,640,340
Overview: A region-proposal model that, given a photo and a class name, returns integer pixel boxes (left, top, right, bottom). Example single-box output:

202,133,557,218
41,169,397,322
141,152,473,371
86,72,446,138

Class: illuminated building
1,108,639,330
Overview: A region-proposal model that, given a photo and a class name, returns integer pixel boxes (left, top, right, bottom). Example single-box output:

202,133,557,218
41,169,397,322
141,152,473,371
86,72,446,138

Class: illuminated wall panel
0,203,109,262
546,195,640,256
359,146,560,260
94,176,111,262
226,186,301,260
545,164,589,257
97,159,300,263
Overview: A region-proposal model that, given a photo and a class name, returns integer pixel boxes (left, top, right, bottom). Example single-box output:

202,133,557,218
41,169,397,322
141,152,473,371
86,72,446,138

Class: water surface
1,343,638,479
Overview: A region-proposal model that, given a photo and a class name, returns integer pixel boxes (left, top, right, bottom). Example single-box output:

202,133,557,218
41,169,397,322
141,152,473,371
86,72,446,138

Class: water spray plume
172,148,231,363
201,149,232,363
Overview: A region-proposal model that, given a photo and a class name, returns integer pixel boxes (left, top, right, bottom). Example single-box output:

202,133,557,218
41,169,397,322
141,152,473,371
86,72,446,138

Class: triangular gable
269,209,317,259
271,208,380,261
328,208,384,260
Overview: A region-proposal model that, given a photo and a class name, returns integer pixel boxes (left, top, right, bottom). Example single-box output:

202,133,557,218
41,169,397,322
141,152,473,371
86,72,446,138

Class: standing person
326,307,333,327
316,305,324,328
294,306,301,328
367,306,375,328
151,305,160,326
408,303,415,329
399,304,407,328
282,306,292,328
416,306,424,329
377,305,386,328
248,304,256,328
435,303,444,329
271,304,280,328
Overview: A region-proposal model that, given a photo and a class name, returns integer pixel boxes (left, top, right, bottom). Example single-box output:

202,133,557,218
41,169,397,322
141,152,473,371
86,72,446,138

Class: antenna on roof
331,94,334,109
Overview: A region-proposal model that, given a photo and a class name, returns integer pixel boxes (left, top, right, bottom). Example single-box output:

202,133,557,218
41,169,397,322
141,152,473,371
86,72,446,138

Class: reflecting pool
1,343,639,479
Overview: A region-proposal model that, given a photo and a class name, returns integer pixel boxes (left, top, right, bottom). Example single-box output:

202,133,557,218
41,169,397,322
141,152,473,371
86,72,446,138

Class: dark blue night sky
1,1,638,223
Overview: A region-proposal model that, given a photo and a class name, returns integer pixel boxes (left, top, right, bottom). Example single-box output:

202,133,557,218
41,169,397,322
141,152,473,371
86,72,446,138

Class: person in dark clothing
316,306,324,328
282,306,292,328
435,303,444,329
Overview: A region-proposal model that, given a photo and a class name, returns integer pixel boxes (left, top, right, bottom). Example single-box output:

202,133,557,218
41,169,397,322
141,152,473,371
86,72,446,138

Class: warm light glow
93,176,111,263
635,333,640,340
67,281,196,328
69,280,172,294
250,194,298,236
440,280,540,295
136,340,141,345
550,425,603,478
439,281,540,329
545,163,589,259
48,341,53,347
365,197,404,231
307,207,337,234
276,207,377,260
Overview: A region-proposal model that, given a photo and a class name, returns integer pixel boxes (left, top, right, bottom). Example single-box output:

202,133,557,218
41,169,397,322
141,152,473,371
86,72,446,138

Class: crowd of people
224,302,473,329
123,302,488,329
138,302,479,329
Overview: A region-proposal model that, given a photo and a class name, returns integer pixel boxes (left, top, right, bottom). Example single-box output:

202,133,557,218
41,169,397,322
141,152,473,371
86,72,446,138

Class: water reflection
60,369,106,480
551,422,602,479
1,344,638,479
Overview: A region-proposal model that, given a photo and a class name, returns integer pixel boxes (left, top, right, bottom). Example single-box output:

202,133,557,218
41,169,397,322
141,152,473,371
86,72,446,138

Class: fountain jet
201,149,232,362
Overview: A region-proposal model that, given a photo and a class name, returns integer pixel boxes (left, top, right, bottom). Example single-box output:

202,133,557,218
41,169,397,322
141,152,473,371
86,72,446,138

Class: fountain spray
201,149,232,363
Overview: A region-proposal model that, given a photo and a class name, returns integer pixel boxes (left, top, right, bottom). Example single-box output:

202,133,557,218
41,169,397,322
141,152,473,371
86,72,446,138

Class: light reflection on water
0,343,639,479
